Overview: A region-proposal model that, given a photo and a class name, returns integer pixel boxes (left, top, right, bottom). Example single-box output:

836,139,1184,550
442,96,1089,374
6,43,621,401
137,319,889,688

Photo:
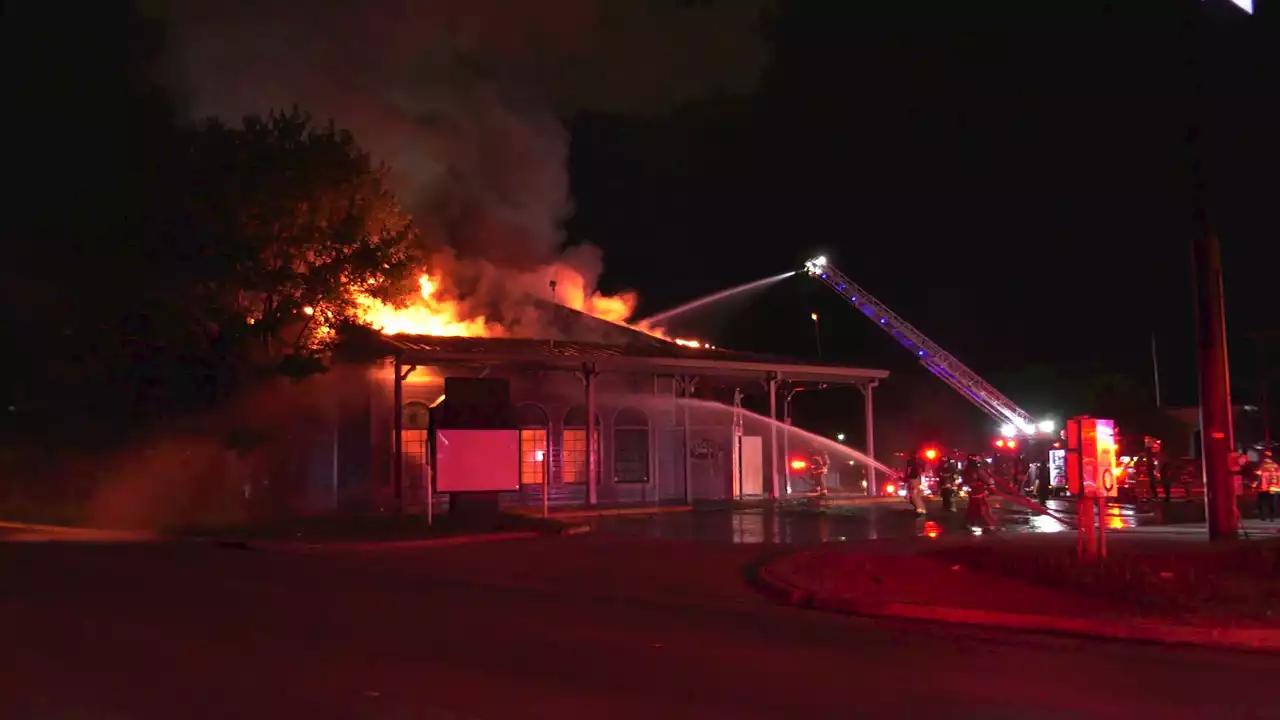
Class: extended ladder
804,257,1039,435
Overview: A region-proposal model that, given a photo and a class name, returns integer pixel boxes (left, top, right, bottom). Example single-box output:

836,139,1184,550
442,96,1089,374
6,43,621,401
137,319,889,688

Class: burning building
265,295,889,515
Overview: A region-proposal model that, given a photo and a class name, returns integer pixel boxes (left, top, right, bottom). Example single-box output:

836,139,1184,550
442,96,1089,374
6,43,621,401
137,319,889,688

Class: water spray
636,271,797,327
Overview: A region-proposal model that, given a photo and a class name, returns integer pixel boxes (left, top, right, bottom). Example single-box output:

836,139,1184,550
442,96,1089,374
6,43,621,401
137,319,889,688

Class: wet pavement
587,496,1228,545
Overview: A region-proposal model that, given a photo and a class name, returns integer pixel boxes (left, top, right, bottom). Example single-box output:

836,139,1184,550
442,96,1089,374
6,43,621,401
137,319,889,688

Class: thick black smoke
140,0,777,270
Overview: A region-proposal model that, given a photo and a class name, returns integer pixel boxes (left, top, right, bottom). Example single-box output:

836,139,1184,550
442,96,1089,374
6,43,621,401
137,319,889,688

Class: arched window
561,405,601,485
515,403,549,486
613,407,650,484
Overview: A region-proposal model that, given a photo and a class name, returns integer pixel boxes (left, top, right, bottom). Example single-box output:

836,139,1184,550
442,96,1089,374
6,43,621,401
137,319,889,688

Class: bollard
1077,482,1099,559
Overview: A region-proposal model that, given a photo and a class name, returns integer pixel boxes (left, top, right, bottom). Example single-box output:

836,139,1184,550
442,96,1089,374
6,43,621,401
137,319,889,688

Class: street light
810,312,823,360
836,432,846,442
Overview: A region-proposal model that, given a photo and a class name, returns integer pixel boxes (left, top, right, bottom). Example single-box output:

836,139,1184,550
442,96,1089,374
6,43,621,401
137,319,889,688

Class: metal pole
1151,332,1163,408
864,380,878,496
331,405,340,511
1186,3,1237,540
584,363,598,506
681,378,694,505
392,357,404,515
811,313,822,361
782,389,792,497
1259,337,1271,448
768,374,780,500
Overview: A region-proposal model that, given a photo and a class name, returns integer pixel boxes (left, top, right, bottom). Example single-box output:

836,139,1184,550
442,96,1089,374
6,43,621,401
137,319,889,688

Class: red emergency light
923,448,938,461
790,459,807,471
994,439,1005,448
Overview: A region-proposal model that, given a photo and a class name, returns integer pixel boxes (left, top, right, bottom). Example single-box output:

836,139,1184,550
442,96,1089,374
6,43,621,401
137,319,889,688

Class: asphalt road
2,531,1277,720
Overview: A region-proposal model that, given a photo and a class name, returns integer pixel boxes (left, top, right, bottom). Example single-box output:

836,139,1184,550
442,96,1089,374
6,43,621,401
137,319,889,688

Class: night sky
6,0,1276,453
570,0,1277,448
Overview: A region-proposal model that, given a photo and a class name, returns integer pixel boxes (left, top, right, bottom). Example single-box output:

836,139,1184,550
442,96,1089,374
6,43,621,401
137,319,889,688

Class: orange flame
348,263,710,348
355,274,501,337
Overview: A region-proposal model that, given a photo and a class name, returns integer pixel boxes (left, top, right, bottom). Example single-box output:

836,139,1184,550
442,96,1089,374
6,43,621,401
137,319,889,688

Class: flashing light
790,459,807,471
810,312,819,322
924,448,938,461
995,439,1006,448
803,256,828,274
1007,439,1017,449
1037,420,1056,433
884,483,896,495
999,423,1017,438
836,432,846,442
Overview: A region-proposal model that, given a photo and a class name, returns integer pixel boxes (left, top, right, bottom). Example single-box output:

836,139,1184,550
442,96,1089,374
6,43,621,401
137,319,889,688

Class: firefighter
904,454,926,515
963,454,996,529
1034,460,1052,506
1257,451,1280,522
1135,451,1157,501
1013,453,1031,495
937,455,958,512
809,450,830,496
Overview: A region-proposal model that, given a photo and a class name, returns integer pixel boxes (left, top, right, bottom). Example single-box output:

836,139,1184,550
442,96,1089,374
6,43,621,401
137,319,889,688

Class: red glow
790,459,807,470
884,483,896,495
1007,440,1017,449
995,439,1005,448
923,448,938,460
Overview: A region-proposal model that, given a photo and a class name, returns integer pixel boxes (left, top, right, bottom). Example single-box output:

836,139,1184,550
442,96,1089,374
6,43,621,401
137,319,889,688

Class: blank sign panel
434,429,520,493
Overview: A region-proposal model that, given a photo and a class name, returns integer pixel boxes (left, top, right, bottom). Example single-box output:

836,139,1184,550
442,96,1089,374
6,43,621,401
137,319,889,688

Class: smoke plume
141,0,777,305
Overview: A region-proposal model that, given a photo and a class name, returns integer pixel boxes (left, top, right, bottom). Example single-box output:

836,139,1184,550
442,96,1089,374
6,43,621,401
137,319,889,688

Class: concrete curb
508,505,693,519
755,559,1280,653
234,530,546,553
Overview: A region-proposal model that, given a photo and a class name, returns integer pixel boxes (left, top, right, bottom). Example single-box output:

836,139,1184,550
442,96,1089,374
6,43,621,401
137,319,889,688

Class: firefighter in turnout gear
937,456,958,512
809,450,830,496
1258,451,1280,522
904,455,926,514
963,454,996,529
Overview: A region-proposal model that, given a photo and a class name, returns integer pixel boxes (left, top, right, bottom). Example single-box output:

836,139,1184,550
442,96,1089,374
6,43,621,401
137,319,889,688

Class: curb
233,530,546,553
508,506,693,520
755,560,1280,653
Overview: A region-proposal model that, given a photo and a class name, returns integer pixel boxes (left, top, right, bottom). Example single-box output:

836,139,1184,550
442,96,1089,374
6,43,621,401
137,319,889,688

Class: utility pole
1185,0,1250,540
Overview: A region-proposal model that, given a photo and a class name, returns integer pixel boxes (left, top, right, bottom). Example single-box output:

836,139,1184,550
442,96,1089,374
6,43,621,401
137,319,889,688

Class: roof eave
388,347,888,384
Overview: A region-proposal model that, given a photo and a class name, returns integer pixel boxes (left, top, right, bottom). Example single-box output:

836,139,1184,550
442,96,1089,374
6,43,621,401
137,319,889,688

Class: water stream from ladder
637,271,796,327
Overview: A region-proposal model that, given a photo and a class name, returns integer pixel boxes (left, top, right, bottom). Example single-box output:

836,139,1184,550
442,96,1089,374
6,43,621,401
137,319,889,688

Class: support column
863,380,878,496
392,356,404,514
680,376,698,505
582,362,599,506
782,387,794,497
768,373,780,500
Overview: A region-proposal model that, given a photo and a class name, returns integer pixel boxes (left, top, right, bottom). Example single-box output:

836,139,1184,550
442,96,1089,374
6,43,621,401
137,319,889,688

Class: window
562,406,600,485
562,429,587,484
401,402,430,495
516,403,549,486
520,429,548,485
613,407,649,483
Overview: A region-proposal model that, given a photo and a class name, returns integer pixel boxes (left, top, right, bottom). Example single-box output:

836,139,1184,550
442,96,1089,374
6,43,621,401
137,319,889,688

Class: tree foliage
4,6,422,434
181,108,421,365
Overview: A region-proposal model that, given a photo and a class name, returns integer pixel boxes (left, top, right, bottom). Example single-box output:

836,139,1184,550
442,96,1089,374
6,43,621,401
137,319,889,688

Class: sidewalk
757,542,1280,652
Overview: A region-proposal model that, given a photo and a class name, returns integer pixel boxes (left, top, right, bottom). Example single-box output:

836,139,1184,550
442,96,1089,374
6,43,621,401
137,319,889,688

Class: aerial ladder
804,256,1050,437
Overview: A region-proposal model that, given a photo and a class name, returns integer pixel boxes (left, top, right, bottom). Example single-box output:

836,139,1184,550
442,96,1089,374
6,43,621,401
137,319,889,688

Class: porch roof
372,334,888,385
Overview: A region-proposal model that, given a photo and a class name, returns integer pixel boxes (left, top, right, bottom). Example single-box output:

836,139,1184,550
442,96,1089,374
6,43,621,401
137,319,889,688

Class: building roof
338,303,888,385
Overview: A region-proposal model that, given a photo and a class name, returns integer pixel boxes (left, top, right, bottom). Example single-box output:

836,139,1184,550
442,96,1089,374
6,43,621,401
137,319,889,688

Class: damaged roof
337,302,888,383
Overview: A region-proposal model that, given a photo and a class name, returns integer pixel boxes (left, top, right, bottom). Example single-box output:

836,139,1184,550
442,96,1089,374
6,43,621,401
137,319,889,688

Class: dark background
3,0,1275,457
570,0,1277,452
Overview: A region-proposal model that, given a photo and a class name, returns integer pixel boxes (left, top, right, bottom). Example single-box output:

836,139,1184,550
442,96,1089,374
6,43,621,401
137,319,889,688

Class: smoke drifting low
142,0,777,284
